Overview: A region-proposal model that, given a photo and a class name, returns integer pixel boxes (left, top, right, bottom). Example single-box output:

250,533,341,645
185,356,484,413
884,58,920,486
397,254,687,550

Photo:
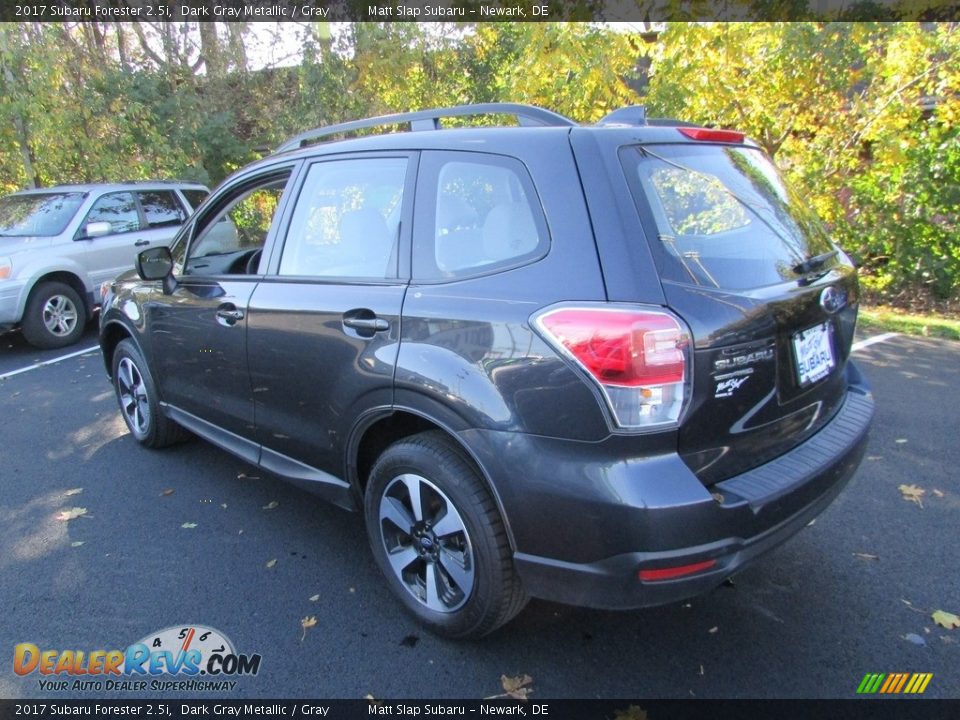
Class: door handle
343,317,389,332
216,305,245,326
134,239,150,247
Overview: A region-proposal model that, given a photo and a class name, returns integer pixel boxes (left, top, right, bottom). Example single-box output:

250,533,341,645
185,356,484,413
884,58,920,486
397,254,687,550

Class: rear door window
137,190,187,228
414,152,549,281
621,144,837,290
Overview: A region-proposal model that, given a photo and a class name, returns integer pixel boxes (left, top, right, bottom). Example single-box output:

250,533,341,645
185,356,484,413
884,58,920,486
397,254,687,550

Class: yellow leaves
265,559,277,569
63,488,83,497
898,484,925,507
309,594,320,602
300,615,317,641
56,507,88,521
932,610,960,630
181,522,197,529
487,674,534,700
161,489,174,496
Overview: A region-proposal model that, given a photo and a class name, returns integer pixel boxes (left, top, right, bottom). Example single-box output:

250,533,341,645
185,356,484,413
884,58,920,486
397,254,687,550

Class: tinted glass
417,154,549,280
622,144,837,290
138,191,187,228
0,193,85,237
279,158,406,279
85,192,140,234
181,189,209,211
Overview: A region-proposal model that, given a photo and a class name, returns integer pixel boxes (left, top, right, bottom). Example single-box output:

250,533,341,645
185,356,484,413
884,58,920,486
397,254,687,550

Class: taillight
678,127,745,143
534,305,691,430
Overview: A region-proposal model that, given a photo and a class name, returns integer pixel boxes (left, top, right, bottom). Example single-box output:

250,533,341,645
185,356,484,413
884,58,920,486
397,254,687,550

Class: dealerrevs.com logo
13,624,261,693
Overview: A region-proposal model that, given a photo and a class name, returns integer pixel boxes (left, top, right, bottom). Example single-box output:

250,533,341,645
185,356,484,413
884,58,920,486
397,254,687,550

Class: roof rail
276,103,577,153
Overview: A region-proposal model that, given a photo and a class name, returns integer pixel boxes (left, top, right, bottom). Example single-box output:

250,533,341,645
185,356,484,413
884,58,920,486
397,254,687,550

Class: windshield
0,193,86,237
621,144,837,290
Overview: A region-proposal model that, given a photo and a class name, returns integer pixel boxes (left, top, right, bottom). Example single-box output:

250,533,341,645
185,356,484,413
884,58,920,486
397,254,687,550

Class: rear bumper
464,363,873,610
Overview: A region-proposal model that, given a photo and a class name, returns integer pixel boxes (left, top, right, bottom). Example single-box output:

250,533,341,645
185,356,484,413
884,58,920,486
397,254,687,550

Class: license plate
793,322,835,387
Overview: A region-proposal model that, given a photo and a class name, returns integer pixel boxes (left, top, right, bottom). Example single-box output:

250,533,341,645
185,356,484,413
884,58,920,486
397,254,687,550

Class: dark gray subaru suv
100,104,873,638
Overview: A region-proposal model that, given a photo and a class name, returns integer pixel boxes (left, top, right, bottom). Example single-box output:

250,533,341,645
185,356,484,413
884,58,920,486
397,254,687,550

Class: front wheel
364,431,527,638
21,281,86,349
112,339,186,448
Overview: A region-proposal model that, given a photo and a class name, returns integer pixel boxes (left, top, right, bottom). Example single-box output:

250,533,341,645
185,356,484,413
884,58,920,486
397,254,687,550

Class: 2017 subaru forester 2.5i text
99,104,873,638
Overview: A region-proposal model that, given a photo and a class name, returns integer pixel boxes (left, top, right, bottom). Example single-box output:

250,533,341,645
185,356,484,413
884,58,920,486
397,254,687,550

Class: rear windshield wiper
792,249,838,276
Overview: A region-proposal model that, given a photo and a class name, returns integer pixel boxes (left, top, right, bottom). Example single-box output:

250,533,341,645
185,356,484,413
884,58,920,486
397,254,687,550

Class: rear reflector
534,305,691,429
678,127,745,143
638,559,717,582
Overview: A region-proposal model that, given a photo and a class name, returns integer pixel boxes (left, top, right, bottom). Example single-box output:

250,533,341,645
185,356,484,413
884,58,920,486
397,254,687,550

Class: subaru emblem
820,286,846,314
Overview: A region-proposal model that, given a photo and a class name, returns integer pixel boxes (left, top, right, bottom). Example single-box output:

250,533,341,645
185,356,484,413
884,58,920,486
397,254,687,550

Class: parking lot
1,324,957,700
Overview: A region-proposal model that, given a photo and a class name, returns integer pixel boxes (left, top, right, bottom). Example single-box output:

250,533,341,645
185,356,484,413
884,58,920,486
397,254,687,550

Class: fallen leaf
161,489,174,496
904,633,926,646
181,522,197,529
932,489,945,498
266,559,277,568
942,636,956,644
237,473,261,480
699,665,704,676
221,503,228,509
498,674,533,700
806,518,816,526
932,610,960,629
898,484,925,507
300,615,317,641
57,508,88,521
70,541,85,547
853,552,879,561
708,626,718,634
262,501,279,510
64,488,83,497
309,594,320,602
895,438,908,444
613,706,649,720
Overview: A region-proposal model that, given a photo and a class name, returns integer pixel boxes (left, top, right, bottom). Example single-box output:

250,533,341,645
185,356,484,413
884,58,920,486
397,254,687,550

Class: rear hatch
618,138,859,485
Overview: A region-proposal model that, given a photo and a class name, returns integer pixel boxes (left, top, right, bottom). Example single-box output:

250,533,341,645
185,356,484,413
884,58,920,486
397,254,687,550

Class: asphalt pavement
0,324,957,700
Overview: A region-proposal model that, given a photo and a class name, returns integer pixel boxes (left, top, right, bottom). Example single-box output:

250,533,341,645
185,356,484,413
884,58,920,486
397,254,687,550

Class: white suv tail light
534,305,692,430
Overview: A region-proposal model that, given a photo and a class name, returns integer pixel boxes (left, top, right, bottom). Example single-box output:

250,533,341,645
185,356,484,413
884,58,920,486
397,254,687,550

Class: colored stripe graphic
857,673,932,694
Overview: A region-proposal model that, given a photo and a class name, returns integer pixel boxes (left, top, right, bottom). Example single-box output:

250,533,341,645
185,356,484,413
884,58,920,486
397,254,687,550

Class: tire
111,339,186,448
21,281,86,349
364,431,528,638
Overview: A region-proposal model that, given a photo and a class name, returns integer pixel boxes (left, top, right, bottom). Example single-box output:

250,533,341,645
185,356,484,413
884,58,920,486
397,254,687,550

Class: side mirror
82,221,112,239
137,246,174,281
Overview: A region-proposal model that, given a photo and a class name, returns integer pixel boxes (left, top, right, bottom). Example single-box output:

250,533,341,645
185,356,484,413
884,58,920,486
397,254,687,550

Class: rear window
0,193,85,237
181,189,209,211
621,144,837,290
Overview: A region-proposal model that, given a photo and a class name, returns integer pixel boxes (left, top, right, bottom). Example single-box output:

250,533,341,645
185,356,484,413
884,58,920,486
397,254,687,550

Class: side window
181,189,209,212
83,192,140,235
416,153,549,280
279,157,406,279
180,172,290,276
137,191,187,229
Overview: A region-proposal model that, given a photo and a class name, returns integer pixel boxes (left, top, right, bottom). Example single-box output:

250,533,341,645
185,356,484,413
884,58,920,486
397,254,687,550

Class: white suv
0,182,207,348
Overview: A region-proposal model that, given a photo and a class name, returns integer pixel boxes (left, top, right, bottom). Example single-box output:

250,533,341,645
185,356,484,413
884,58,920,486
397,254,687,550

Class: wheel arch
99,319,139,380
348,405,518,553
22,270,93,319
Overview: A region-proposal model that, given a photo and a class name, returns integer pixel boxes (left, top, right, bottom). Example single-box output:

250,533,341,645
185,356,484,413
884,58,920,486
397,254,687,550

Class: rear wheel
21,282,86,349
364,431,527,638
112,339,186,448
